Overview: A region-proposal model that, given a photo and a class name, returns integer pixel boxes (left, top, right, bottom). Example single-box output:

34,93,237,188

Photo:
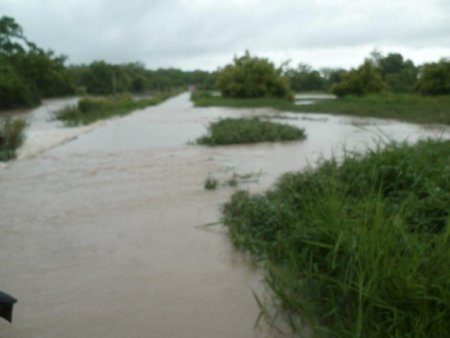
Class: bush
332,59,385,97
222,139,450,337
217,51,293,100
0,118,27,161
197,117,306,145
415,58,450,96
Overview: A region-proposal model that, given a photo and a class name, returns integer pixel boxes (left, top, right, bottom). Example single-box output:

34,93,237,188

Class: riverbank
192,91,450,125
223,139,450,337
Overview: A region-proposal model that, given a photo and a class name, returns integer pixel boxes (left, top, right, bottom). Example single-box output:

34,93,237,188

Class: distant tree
285,63,325,92
377,53,418,92
332,59,385,97
217,51,293,99
415,58,450,95
321,68,347,92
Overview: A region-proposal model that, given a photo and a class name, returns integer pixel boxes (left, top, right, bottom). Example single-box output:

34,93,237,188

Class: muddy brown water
1,93,449,337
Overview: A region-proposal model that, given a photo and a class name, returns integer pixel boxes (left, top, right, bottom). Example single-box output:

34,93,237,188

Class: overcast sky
1,0,449,71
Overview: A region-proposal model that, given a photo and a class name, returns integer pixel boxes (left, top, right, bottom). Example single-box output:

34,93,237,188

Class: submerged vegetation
197,117,306,146
204,176,219,190
55,92,176,126
0,118,26,161
192,91,450,125
222,139,450,337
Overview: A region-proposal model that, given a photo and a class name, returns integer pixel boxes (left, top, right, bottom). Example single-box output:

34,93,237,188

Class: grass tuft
222,139,450,337
204,176,219,190
197,117,306,146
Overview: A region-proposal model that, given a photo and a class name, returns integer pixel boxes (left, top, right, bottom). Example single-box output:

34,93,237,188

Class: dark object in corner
0,291,17,322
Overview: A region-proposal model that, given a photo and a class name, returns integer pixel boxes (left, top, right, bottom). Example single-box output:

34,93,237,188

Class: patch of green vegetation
192,91,450,125
197,117,306,146
0,118,26,161
222,139,450,337
55,92,177,126
217,51,293,100
204,176,219,190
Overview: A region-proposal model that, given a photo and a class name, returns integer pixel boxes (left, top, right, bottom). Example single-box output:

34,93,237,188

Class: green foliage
0,16,75,109
217,51,293,100
0,118,27,161
222,139,450,337
192,91,450,125
196,117,306,145
415,59,450,96
204,176,219,190
332,59,385,97
69,62,217,96
55,91,178,126
285,63,326,92
377,53,418,93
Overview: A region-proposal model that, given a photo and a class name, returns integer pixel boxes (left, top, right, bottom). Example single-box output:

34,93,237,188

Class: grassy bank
197,117,306,145
222,139,450,337
55,92,178,126
192,91,450,125
0,118,27,161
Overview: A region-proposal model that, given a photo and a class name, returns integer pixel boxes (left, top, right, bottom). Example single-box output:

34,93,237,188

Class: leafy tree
415,58,450,95
285,63,325,92
377,53,418,92
217,51,293,99
0,16,75,109
332,59,385,97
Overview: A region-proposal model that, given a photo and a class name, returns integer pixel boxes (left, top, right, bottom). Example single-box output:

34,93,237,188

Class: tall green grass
192,91,450,125
0,118,26,161
55,91,178,126
222,139,450,337
197,117,306,145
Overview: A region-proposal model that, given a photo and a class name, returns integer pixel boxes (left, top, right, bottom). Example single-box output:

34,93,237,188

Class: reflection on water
0,93,448,337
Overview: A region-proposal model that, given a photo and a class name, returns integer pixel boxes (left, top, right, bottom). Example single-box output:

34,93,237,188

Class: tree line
0,16,216,109
1,15,449,109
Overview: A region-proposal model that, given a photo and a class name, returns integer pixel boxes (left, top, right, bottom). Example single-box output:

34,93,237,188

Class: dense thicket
283,52,449,97
1,16,216,109
0,16,75,109
69,62,216,95
415,58,450,95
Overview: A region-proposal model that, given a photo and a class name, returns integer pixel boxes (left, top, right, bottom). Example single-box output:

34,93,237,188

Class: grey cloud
1,0,449,69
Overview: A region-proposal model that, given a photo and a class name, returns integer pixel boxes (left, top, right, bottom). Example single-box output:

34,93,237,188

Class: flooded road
1,93,448,337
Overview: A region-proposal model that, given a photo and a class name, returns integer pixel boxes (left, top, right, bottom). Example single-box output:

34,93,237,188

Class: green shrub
222,139,450,337
204,176,219,190
197,117,306,145
217,51,293,100
332,59,385,97
0,118,27,161
415,58,450,96
55,91,178,126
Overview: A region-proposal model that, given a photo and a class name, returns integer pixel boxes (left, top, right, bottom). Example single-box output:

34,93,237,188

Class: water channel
1,93,448,337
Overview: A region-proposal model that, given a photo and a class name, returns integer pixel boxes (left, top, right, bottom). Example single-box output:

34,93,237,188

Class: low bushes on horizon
196,117,306,146
191,91,450,125
55,91,177,126
222,139,450,337
0,118,27,161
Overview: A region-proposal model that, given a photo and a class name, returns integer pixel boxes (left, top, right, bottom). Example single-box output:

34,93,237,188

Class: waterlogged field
1,93,449,337
192,91,450,125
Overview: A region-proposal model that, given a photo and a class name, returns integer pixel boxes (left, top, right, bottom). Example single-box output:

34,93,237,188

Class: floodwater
0,93,448,338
